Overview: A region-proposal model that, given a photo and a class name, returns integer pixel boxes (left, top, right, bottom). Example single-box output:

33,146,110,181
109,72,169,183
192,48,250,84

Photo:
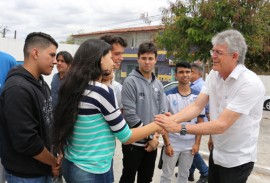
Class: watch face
180,124,186,135
148,134,154,140
180,129,187,135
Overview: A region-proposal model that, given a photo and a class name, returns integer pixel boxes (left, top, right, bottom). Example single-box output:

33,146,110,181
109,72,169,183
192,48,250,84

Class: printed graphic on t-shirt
42,97,53,127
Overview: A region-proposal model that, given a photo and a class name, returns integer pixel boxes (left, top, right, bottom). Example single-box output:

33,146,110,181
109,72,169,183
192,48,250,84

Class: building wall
0,37,79,86
260,76,270,96
0,37,79,62
74,31,158,47
117,59,174,86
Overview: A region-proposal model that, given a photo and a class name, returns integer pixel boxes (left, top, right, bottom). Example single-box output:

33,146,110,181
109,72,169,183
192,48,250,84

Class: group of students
0,29,265,183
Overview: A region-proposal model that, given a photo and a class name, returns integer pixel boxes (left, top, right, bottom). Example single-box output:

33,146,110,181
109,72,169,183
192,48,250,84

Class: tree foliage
156,0,270,73
60,35,75,44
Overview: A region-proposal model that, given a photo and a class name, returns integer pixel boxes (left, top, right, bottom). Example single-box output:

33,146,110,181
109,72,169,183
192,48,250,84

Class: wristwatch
180,123,187,136
147,134,154,140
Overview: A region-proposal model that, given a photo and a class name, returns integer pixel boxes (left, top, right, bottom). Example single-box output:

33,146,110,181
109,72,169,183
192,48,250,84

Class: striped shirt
64,81,132,174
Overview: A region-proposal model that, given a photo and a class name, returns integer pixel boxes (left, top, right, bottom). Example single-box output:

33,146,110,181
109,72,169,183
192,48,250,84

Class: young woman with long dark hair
53,39,162,183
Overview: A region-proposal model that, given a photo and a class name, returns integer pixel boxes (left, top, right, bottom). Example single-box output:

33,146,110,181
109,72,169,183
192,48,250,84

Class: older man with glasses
155,29,265,183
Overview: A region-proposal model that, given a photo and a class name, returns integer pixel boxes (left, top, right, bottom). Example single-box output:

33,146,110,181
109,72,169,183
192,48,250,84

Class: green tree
60,35,75,44
156,0,270,73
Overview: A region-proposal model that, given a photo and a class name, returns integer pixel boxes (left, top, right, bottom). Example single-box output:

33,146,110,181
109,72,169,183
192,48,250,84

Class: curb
200,151,270,176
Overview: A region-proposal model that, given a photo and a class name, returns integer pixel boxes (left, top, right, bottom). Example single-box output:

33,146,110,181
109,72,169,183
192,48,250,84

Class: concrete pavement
113,111,270,182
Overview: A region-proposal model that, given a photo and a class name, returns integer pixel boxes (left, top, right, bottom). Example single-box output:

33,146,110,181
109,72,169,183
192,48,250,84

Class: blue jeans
5,170,52,183
109,160,114,182
189,152,208,176
62,158,112,183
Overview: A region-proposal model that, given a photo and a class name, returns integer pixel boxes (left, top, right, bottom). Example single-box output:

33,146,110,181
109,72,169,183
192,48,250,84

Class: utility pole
0,26,9,38
2,28,6,38
14,30,17,39
140,12,152,25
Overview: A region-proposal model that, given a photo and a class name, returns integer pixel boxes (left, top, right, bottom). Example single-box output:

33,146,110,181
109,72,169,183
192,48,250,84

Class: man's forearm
33,147,57,167
173,93,208,123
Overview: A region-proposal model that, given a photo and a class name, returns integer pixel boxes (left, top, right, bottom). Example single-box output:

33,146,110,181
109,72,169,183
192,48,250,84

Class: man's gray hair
191,63,203,76
211,29,247,64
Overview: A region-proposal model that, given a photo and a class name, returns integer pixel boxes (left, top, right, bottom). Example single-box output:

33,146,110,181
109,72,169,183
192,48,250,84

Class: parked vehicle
264,96,270,111
163,81,178,93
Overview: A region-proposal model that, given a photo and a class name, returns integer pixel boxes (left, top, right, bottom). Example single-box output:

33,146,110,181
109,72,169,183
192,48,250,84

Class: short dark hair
175,62,191,72
138,42,157,58
56,51,73,65
100,35,127,47
23,32,58,58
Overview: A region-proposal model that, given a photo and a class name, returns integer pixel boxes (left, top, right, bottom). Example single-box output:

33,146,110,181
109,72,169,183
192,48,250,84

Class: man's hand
145,135,159,152
56,154,63,166
165,145,174,157
208,136,214,151
51,157,61,177
155,114,180,133
157,128,167,136
191,143,200,155
164,112,172,117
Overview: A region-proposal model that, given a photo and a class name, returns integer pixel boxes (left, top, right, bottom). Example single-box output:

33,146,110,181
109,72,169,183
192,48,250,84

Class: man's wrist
179,123,187,135
147,133,154,141
51,157,58,167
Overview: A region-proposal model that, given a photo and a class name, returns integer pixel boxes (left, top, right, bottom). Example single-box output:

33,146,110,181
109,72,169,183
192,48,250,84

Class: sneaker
196,175,208,183
188,173,194,181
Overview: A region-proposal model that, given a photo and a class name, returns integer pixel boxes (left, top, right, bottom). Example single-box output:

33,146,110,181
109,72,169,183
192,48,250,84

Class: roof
72,25,165,37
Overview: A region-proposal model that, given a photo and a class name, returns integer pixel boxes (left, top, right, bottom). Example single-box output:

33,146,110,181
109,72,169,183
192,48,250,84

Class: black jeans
208,150,254,183
119,144,157,183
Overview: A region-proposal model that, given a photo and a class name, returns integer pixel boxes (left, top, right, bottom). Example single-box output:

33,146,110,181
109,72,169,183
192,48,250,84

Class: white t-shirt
201,64,265,167
111,80,122,109
166,87,205,151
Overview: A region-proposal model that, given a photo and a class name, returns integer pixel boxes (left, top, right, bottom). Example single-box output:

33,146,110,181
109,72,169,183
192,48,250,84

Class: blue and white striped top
64,81,132,174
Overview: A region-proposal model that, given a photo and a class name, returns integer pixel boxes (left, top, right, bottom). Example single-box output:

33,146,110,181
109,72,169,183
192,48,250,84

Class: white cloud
0,0,173,42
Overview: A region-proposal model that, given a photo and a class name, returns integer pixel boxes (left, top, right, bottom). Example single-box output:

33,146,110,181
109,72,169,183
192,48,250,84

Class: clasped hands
51,154,63,177
145,133,160,152
154,112,180,133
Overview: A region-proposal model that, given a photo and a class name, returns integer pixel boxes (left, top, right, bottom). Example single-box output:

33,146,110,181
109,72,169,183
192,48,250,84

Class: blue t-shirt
51,73,62,109
0,51,17,94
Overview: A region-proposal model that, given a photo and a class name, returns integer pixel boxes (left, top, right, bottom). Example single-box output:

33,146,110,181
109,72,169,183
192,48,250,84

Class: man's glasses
210,50,231,56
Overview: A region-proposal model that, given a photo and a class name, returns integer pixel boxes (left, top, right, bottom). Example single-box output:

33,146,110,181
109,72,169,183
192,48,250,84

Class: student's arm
33,147,57,167
162,133,174,157
33,148,60,177
192,116,204,155
124,122,162,144
121,78,142,127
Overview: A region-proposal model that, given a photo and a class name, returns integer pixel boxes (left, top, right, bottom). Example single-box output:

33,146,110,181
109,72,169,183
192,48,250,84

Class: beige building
72,25,164,48
72,25,175,85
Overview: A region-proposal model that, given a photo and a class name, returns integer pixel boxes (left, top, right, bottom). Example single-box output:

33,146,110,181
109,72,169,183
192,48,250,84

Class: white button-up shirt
201,64,265,167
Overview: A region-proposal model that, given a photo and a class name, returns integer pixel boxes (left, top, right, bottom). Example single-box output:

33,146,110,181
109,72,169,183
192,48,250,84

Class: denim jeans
62,158,112,183
5,170,52,183
0,158,5,183
109,160,114,182
189,152,208,176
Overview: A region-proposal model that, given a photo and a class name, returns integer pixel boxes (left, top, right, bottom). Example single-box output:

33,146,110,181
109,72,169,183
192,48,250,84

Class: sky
0,0,174,42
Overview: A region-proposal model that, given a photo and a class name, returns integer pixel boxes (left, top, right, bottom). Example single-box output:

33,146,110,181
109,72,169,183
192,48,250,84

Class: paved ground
113,111,270,183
